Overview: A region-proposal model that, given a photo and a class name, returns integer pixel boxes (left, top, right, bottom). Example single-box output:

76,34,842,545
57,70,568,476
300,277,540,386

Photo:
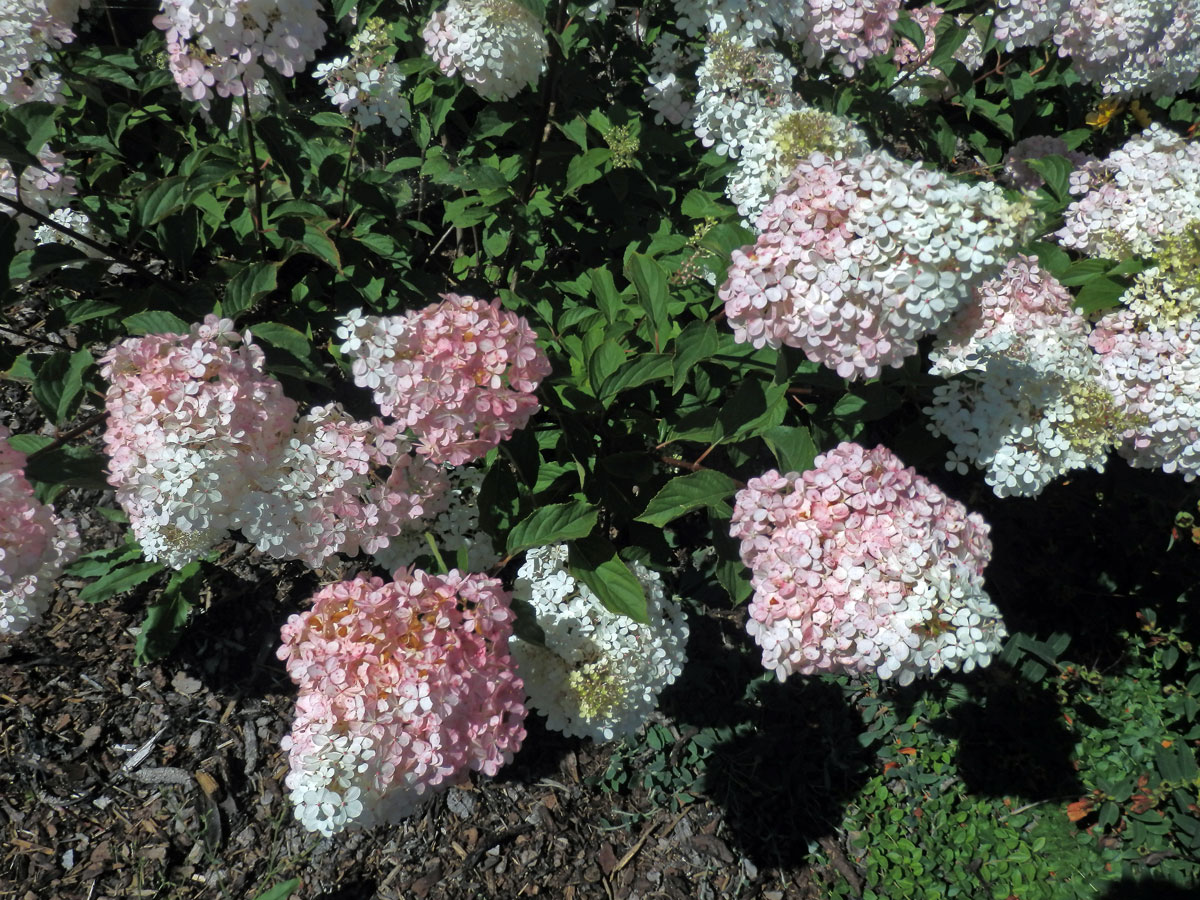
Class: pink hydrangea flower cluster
719,150,1036,378
0,427,79,636
0,0,87,104
926,255,1129,497
1,144,78,250
337,294,551,466
994,0,1200,98
277,569,527,835
1002,135,1095,191
1089,309,1200,481
802,0,900,76
233,405,448,568
423,0,548,101
100,316,298,568
731,443,1005,685
154,0,327,109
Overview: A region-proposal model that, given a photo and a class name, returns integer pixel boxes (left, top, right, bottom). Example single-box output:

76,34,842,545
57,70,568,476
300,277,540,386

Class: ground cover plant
4,0,1200,896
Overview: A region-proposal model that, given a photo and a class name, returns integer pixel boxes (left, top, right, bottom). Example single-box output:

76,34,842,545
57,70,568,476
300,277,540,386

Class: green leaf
252,880,302,900
123,310,189,336
295,223,341,270
135,562,200,664
223,261,279,319
31,350,69,421
625,252,670,348
565,147,611,196
78,560,164,604
586,342,625,394
681,189,726,219
762,425,818,474
672,321,719,393
598,353,673,405
568,536,649,623
55,348,94,424
250,322,313,361
1058,258,1112,286
1026,155,1073,202
636,469,739,527
135,176,191,228
506,501,598,555
589,266,624,324
66,543,144,578
1074,276,1128,313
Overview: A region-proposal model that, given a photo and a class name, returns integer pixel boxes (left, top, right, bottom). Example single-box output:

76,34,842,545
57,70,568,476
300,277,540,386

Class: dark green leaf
55,348,94,424
252,880,302,900
135,562,200,663
598,353,672,404
223,261,279,319
762,425,818,474
506,501,598,555
123,310,189,335
624,252,670,348
568,536,649,623
250,322,313,361
636,469,739,527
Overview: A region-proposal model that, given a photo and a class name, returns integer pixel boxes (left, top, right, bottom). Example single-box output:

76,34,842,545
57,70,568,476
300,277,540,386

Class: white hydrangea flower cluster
727,104,870,222
30,207,99,257
926,256,1132,497
994,0,1200,98
720,149,1038,377
689,34,871,221
509,545,689,741
1057,124,1200,261
423,0,548,101
0,0,87,105
1,427,79,636
372,465,498,573
313,17,410,135
154,0,328,109
1090,309,1200,481
1,144,78,251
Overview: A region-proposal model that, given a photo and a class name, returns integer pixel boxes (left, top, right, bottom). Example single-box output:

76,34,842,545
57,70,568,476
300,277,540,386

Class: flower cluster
1057,124,1200,261
1089,309,1200,481
670,0,898,74
0,427,79,636
0,0,87,105
154,0,327,109
1,144,79,251
337,294,550,465
731,442,1005,684
423,0,548,101
313,17,410,135
233,406,447,568
372,465,498,574
278,570,527,835
995,0,1200,98
99,316,298,568
508,545,689,741
926,256,1130,497
720,150,1036,377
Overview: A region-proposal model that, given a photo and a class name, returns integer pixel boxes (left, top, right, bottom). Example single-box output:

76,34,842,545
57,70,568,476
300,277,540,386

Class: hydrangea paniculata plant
278,569,527,835
0,427,79,636
509,544,689,741
731,442,1005,685
423,0,548,101
720,150,1036,377
337,294,551,465
313,17,410,135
